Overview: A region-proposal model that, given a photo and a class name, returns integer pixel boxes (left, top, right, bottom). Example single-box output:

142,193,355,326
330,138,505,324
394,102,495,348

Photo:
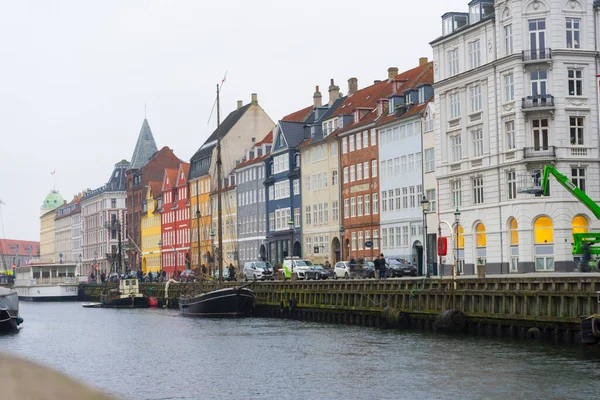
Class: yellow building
210,179,237,269
40,190,64,263
189,176,212,273
140,182,162,274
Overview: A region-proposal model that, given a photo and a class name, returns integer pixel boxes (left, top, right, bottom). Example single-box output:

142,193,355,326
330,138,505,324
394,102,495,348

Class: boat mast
216,84,223,285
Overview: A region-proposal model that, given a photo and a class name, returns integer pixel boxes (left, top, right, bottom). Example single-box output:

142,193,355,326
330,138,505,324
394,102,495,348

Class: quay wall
79,276,600,344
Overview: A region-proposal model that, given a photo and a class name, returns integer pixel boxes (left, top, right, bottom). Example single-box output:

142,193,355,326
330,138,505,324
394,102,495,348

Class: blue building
264,108,312,265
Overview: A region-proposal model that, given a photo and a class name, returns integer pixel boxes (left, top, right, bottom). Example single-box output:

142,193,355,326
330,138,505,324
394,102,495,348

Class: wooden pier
79,274,600,344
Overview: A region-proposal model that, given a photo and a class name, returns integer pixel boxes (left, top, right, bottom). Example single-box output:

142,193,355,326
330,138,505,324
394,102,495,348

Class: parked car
243,261,275,281
214,268,232,281
282,258,311,280
305,265,333,280
180,270,196,282
386,258,417,277
366,261,376,278
333,261,368,279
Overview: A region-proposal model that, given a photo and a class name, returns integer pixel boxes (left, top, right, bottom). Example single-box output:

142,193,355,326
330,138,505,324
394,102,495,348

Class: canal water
2,302,600,400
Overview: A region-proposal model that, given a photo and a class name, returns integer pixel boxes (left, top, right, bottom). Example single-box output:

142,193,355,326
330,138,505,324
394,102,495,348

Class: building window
471,129,483,158
469,85,482,113
358,231,363,251
572,167,586,193
507,171,517,200
409,186,416,208
373,193,378,214
418,87,425,104
364,194,370,215
566,18,580,49
451,180,462,207
381,191,388,212
343,167,348,184
450,93,460,119
472,176,484,204
447,48,459,76
572,215,589,241
305,237,312,256
293,179,299,196
373,229,379,249
363,131,368,148
332,201,339,221
357,196,363,216
509,218,519,272
351,232,356,251
534,216,554,271
381,228,388,249
505,120,516,150
530,70,547,97
425,188,436,213
269,212,275,232
350,197,356,217
370,129,376,146
450,134,461,163
424,148,434,173
424,109,433,132
330,142,337,157
570,116,584,146
332,170,338,186
475,223,487,265
468,40,481,69
350,165,355,182
357,163,363,181
372,159,378,177
344,199,349,219
342,137,348,154
567,69,583,96
294,208,301,227
532,119,549,151
504,73,514,102
305,206,311,225
402,187,408,209
504,24,513,55
356,132,362,150
111,199,117,208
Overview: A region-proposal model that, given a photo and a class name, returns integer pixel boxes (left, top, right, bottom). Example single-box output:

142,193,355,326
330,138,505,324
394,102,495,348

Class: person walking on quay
100,272,106,284
228,263,235,281
324,260,331,270
379,254,387,280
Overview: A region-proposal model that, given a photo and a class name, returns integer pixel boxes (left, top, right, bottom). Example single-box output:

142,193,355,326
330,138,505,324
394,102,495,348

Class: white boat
0,286,21,331
13,263,79,301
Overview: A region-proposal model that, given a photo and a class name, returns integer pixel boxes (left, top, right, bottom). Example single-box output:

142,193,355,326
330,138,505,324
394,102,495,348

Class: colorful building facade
140,181,162,274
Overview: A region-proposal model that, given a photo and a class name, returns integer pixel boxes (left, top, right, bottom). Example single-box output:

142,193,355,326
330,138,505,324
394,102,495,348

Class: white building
54,198,81,264
378,79,434,274
431,0,600,274
422,99,440,274
81,161,129,276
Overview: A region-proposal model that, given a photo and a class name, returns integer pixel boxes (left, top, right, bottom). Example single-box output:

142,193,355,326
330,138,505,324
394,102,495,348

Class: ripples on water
2,302,600,400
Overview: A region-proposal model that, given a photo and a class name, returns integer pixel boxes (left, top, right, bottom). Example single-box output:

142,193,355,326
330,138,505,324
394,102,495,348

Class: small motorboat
0,286,22,332
179,285,255,318
99,278,149,308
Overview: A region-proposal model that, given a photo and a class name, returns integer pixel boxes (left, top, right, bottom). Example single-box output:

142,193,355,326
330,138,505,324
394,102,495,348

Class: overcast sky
0,0,467,241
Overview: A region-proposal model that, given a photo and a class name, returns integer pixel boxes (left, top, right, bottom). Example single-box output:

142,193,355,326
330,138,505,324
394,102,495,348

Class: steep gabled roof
148,181,162,199
161,168,178,193
276,121,306,149
282,105,313,122
129,119,158,170
176,163,190,187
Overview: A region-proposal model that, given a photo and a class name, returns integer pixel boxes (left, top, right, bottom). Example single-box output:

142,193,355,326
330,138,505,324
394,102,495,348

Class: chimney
387,67,399,80
328,79,340,106
313,86,322,107
348,77,358,96
251,93,258,105
237,100,243,110
419,57,429,66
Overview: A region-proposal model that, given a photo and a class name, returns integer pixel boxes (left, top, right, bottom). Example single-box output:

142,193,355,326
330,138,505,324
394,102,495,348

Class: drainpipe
494,61,505,275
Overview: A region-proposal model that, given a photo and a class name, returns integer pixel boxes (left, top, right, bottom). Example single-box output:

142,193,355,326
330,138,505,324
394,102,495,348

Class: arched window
294,152,300,167
475,223,486,264
572,215,589,238
509,218,519,272
534,216,554,271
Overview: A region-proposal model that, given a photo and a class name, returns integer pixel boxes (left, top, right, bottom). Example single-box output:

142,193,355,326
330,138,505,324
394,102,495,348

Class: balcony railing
523,146,556,159
522,48,552,62
522,95,554,110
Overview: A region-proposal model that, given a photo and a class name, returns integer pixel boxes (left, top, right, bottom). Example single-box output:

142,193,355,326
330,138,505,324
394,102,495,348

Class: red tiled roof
298,138,313,148
148,181,162,198
333,62,433,135
162,168,178,192
0,239,40,257
235,153,268,169
282,105,313,122
255,130,273,146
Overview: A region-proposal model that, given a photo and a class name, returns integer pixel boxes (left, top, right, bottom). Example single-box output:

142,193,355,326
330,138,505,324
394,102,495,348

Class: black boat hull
101,296,149,308
0,310,19,332
179,287,255,317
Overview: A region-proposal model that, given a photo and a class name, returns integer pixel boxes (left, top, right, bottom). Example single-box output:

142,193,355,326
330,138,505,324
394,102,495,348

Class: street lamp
340,226,345,261
210,229,216,276
158,239,163,276
454,208,461,282
288,219,294,258
420,196,430,278
78,253,82,277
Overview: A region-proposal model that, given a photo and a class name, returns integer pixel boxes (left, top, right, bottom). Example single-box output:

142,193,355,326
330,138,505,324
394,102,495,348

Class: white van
282,258,311,280
242,261,274,281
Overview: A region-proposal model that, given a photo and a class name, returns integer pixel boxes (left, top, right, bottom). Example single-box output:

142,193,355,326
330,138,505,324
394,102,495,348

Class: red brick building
126,144,181,271
159,163,191,276
336,63,431,261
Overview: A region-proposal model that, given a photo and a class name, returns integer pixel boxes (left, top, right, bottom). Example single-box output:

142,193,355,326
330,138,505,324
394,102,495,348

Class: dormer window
418,87,425,104
442,12,468,36
468,0,494,24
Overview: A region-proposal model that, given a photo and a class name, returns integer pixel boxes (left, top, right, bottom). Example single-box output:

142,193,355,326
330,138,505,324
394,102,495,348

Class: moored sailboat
0,286,22,332
179,81,255,318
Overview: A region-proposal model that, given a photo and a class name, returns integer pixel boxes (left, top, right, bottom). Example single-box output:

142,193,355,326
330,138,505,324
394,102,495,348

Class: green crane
539,165,600,255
